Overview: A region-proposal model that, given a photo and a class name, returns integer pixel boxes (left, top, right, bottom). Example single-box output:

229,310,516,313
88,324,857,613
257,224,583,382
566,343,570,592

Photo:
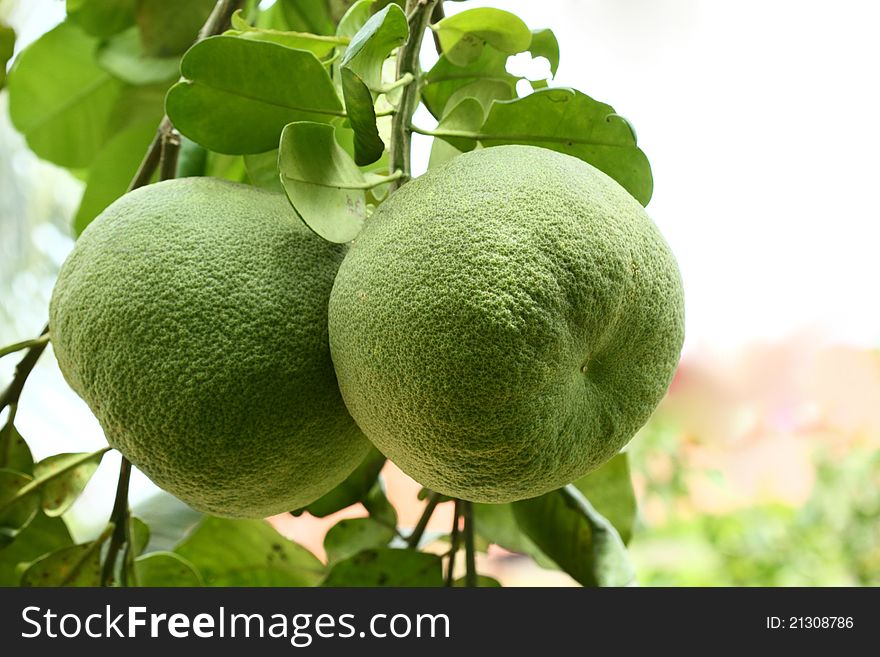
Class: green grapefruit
50,177,370,517
328,145,684,503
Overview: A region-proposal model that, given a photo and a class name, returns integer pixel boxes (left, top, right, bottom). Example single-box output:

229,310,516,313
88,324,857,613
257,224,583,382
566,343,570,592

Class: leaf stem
0,324,49,415
406,490,441,548
429,0,445,54
389,0,438,190
101,457,132,586
410,123,629,149
0,334,50,360
281,169,402,191
444,499,462,586
462,500,477,587
373,72,414,95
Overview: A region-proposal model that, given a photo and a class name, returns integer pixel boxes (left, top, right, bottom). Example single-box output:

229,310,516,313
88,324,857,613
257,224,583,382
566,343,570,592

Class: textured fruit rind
328,145,684,503
50,177,370,517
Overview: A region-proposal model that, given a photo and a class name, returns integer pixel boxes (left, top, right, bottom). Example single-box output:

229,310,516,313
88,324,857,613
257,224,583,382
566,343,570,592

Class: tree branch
389,0,437,191
100,457,132,586
198,0,244,41
406,490,441,548
159,126,182,183
462,500,477,587
0,324,49,414
444,499,462,586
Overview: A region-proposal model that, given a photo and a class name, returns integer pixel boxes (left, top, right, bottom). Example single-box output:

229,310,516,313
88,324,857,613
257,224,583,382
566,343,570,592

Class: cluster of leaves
1,0,654,587
0,433,638,586
4,0,652,242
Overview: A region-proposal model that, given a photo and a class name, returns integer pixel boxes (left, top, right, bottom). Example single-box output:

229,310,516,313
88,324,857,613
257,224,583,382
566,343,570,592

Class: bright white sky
420,0,880,350
2,0,879,531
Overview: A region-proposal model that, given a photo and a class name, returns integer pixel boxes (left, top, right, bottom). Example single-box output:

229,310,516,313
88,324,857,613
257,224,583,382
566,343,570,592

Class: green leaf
342,3,406,90
322,548,443,587
66,0,136,38
333,0,374,98
32,450,108,517
573,453,637,544
340,69,386,165
362,480,397,528
444,79,515,117
129,516,150,556
471,502,556,569
433,97,482,152
226,10,344,57
478,88,653,205
175,517,324,586
70,81,168,233
0,470,39,545
513,485,636,587
97,26,180,85
302,446,386,517
0,449,109,533
422,46,517,119
0,420,34,475
135,0,215,57
133,491,203,552
453,575,502,587
0,22,15,90
175,136,208,178
244,150,283,192
339,3,408,165
528,28,559,77
166,36,343,154
324,517,395,564
432,7,531,66
278,121,369,243
107,80,172,129
280,0,335,36
7,22,124,168
427,81,510,169
73,119,159,235
19,530,110,587
0,512,72,586
205,152,247,182
135,551,203,586
336,0,374,40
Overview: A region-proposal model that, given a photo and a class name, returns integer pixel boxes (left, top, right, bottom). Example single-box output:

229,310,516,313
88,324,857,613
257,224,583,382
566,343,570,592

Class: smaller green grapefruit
50,177,370,518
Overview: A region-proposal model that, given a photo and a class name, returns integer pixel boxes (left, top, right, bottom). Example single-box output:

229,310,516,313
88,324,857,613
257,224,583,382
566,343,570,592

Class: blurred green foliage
629,422,880,586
